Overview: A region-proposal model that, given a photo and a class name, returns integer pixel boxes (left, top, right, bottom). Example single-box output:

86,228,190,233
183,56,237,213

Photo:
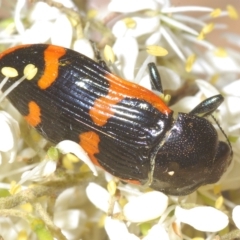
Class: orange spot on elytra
79,131,141,184
89,73,172,126
38,45,66,90
124,179,141,185
0,44,31,59
79,131,101,166
24,101,41,127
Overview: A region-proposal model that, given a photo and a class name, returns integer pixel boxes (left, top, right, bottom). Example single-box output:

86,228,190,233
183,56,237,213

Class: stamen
0,76,9,91
161,6,213,14
87,9,98,19
0,64,38,103
210,8,222,18
161,27,186,61
185,54,196,72
227,5,239,19
160,15,198,36
103,45,115,63
198,23,214,40
202,23,215,34
122,17,136,28
23,64,38,80
0,74,27,103
183,34,215,50
214,47,228,57
146,45,168,56
1,67,18,77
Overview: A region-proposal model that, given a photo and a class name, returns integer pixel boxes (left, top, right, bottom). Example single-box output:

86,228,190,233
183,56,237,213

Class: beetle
0,44,232,195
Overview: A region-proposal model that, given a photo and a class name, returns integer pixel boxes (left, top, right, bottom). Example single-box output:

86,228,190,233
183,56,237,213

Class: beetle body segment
151,113,231,195
0,44,232,195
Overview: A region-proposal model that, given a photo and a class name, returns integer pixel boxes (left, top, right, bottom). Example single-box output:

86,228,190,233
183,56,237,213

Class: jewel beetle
0,44,232,195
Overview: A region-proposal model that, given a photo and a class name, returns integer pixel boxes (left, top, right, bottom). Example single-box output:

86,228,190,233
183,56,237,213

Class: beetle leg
148,62,163,93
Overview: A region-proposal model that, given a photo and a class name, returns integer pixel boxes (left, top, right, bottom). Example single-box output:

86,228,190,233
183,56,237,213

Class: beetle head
150,113,232,196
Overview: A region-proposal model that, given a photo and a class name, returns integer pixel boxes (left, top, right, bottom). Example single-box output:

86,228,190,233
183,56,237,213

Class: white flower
175,206,229,232
51,14,73,47
123,191,168,222
112,16,160,38
54,210,87,239
0,111,20,163
105,217,139,240
222,79,240,97
112,37,139,79
0,217,18,239
12,0,76,46
56,140,97,176
73,39,95,59
86,182,120,213
108,0,159,13
54,187,88,239
143,224,170,240
232,205,240,229
18,159,57,185
0,0,239,239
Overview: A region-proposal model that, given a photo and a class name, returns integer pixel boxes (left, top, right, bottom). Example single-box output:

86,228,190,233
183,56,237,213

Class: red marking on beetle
79,131,101,167
38,45,66,90
0,44,31,59
124,179,141,185
79,131,142,184
24,101,41,127
89,72,172,126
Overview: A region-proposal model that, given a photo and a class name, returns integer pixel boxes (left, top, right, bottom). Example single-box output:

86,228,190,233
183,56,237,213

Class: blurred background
171,0,240,48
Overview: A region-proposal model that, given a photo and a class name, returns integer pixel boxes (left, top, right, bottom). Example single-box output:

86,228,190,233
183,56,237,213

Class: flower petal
112,16,159,38
29,2,60,21
0,114,14,152
123,191,168,222
205,51,240,72
160,15,198,36
108,0,159,13
157,66,183,91
143,224,170,240
175,206,229,232
0,111,19,163
145,31,162,45
105,217,139,240
112,37,138,79
56,140,97,176
222,80,240,97
225,96,240,121
18,160,57,184
54,209,86,229
73,39,94,59
51,14,73,47
161,6,213,13
21,20,52,44
171,96,200,113
86,183,120,213
195,79,219,97
14,0,26,34
232,205,240,229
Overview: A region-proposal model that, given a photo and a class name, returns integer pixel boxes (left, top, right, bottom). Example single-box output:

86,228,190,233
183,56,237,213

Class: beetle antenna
148,63,163,93
211,114,233,155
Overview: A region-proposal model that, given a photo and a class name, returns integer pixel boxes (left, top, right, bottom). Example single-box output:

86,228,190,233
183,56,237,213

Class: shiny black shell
0,44,232,195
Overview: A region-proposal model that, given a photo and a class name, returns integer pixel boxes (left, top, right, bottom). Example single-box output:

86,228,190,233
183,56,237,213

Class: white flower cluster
0,0,239,239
